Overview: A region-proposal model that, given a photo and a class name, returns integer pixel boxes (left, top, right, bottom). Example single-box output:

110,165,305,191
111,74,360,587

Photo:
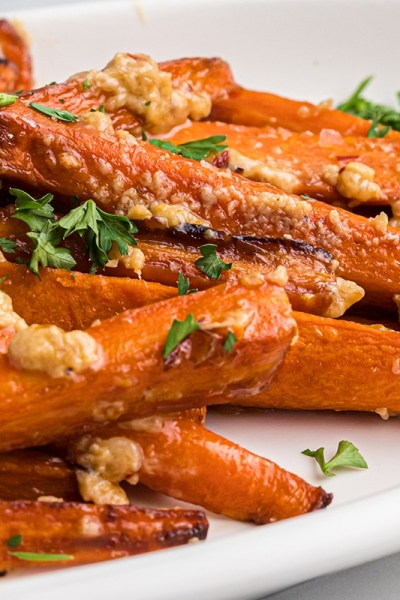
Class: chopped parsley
223,331,237,353
147,135,228,161
338,75,400,133
0,93,18,107
83,79,91,90
0,238,16,254
177,272,197,295
6,534,22,548
0,274,9,286
163,314,200,359
8,551,74,562
195,244,232,279
29,102,78,123
302,440,368,477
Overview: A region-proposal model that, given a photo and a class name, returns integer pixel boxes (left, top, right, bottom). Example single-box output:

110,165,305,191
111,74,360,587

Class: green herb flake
6,534,22,548
300,194,315,201
302,440,368,477
59,98,65,104
0,273,9,286
0,238,17,254
163,314,200,359
0,93,18,107
338,76,400,132
177,272,190,295
8,551,74,562
57,199,138,273
70,273,76,281
144,100,151,106
148,135,228,161
99,104,106,114
141,130,148,141
83,79,91,90
223,331,237,353
29,102,78,123
195,244,232,279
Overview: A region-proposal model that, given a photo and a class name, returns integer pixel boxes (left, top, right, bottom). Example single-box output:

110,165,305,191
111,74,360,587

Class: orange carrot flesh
0,261,176,331
165,119,400,205
238,311,400,414
0,20,33,92
95,417,331,524
0,500,208,571
0,277,295,452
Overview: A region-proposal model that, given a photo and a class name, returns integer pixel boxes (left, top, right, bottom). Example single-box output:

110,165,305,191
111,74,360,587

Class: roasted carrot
210,86,400,138
0,205,363,319
0,261,176,330
165,119,400,206
0,500,208,571
0,20,32,92
0,449,80,502
0,276,295,452
236,311,400,415
0,99,396,309
83,416,331,524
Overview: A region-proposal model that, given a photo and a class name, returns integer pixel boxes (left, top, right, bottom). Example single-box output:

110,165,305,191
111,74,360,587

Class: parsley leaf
0,92,18,107
163,314,200,359
338,76,400,132
177,272,197,295
0,238,16,254
302,440,368,477
10,188,55,231
29,102,78,123
7,534,22,548
195,244,232,279
27,221,76,277
8,551,73,562
57,200,137,273
367,109,391,138
0,274,9,286
83,79,90,90
148,135,228,161
223,331,237,353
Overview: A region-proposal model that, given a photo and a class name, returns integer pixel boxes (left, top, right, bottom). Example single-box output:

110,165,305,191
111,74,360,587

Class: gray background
1,0,399,598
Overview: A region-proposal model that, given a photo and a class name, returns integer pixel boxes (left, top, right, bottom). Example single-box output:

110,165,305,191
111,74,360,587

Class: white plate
3,0,400,598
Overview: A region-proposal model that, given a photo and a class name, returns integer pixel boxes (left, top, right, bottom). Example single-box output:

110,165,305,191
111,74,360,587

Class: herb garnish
9,551,74,562
147,135,228,161
0,238,16,254
0,274,9,286
338,75,400,133
57,200,138,273
223,331,237,353
177,272,197,296
83,79,90,90
302,440,368,477
195,244,232,279
8,188,137,276
29,102,78,123
6,534,22,548
163,314,200,359
0,93,18,107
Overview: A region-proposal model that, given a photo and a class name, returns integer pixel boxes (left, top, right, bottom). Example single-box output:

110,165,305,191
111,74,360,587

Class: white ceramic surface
2,1,400,598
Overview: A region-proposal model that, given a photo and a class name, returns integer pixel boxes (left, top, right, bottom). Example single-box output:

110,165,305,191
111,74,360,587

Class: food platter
3,0,400,598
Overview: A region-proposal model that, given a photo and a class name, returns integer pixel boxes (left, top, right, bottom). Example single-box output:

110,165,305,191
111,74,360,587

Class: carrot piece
0,261,176,331
0,276,295,452
0,500,208,571
0,100,396,309
91,417,331,524
237,311,400,415
210,86,400,138
0,20,32,92
165,119,400,206
0,205,362,319
0,449,80,502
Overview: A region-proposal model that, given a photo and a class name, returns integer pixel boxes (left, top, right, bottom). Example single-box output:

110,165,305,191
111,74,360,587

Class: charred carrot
86,416,331,524
0,276,295,452
0,500,208,571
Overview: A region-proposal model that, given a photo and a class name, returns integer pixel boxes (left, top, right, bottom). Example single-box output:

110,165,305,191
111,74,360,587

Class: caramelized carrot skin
98,417,331,524
0,100,397,309
0,262,176,330
210,86,400,138
0,449,80,501
0,20,32,92
0,500,208,571
240,311,400,414
0,279,295,452
167,119,400,204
